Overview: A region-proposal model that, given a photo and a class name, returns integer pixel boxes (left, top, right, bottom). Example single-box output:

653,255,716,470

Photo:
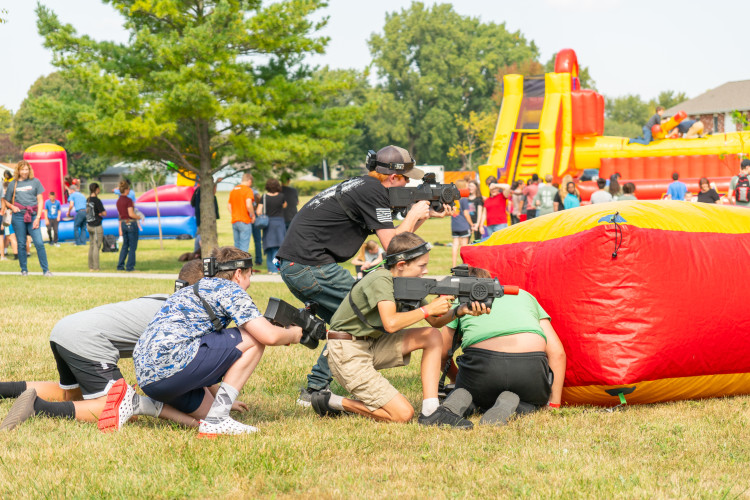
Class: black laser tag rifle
393,264,519,311
388,173,467,217
264,298,327,350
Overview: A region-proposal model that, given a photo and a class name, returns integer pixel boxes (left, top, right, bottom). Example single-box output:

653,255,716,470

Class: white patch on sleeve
375,208,393,223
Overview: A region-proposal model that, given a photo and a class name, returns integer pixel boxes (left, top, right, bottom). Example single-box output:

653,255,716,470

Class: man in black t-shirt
280,173,299,229
277,145,453,405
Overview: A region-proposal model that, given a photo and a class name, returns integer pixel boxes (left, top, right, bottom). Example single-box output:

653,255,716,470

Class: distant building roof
99,162,135,178
665,80,750,116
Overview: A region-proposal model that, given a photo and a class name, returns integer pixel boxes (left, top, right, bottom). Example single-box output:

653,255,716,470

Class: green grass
0,193,459,275
2,192,748,497
0,277,749,498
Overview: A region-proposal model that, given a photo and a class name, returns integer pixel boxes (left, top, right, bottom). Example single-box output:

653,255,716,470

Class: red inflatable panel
643,156,660,178
23,144,68,204
571,90,605,136
629,157,645,179
599,158,614,179
137,184,196,203
461,205,750,391
687,156,704,179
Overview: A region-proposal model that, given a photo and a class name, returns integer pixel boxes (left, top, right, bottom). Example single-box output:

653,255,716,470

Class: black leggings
455,348,553,411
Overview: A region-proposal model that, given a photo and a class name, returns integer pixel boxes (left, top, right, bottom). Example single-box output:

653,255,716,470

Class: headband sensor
383,242,432,269
202,257,254,277
365,149,415,174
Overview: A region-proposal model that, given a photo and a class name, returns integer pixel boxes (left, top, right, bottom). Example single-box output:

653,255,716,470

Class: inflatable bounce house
23,143,68,203
22,144,197,241
478,49,750,200
58,185,197,241
462,202,750,406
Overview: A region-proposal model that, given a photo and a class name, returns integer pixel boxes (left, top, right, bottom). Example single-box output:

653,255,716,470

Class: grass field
1,192,749,498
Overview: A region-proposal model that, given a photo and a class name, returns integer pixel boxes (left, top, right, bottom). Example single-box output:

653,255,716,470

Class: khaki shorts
326,333,411,411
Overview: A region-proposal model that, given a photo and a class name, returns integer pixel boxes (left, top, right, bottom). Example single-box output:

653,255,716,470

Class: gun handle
503,285,520,295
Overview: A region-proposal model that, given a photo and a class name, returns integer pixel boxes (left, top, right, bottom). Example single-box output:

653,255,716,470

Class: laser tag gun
392,264,519,311
264,298,327,350
388,173,467,217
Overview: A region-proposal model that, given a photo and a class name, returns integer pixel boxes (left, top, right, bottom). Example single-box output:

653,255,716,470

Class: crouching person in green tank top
310,232,490,429
440,266,566,426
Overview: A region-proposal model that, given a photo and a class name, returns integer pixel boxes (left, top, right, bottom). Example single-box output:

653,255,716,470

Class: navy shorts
140,328,243,413
50,341,123,399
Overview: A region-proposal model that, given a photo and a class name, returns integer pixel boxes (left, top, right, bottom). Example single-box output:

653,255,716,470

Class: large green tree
12,72,112,179
37,0,361,253
368,2,538,168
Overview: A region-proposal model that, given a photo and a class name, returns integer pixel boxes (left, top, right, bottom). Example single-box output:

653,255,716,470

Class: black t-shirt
467,196,484,223
696,189,720,204
263,193,286,217
281,185,299,223
86,196,106,226
277,175,395,266
190,187,219,226
554,192,564,210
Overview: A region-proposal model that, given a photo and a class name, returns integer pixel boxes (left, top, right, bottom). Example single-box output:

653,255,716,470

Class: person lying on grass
438,266,566,426
0,260,209,431
311,232,489,429
105,246,303,437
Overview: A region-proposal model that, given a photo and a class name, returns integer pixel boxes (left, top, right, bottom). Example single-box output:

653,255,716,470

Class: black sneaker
310,391,343,418
297,386,329,408
418,406,473,429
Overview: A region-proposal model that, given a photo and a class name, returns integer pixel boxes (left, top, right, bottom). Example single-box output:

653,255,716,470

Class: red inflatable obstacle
462,201,750,406
23,144,68,203
137,184,195,203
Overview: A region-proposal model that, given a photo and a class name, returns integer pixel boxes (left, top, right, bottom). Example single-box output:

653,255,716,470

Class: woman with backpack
86,183,107,271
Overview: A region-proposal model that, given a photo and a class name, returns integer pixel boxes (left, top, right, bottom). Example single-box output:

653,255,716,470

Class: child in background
44,192,62,246
351,240,385,279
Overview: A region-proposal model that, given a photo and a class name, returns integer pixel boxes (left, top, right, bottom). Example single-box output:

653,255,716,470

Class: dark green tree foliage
12,73,111,179
368,2,538,167
36,0,361,253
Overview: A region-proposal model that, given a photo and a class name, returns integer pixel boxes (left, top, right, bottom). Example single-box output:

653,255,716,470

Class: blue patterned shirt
133,278,262,386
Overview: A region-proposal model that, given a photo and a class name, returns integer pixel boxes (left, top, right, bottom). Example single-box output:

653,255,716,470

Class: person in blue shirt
113,187,136,202
44,191,62,246
666,172,687,201
66,184,88,245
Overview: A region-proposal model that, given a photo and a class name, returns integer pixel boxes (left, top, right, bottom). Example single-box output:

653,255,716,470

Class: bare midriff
471,332,546,353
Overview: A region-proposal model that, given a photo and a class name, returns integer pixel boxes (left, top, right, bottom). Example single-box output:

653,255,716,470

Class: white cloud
545,0,622,11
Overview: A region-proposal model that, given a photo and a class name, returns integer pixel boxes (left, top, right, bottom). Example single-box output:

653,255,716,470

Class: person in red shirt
483,183,512,235
116,180,140,271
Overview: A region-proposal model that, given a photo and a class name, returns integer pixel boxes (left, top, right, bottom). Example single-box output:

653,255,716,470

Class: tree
652,90,688,111
447,111,496,170
605,94,651,127
37,0,361,254
368,2,538,167
12,72,112,179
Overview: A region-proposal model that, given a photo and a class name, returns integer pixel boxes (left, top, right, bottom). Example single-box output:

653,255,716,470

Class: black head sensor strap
383,242,432,269
203,257,253,277
365,149,415,175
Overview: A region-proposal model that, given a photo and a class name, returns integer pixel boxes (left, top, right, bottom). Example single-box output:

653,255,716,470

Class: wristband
419,306,430,319
548,402,560,408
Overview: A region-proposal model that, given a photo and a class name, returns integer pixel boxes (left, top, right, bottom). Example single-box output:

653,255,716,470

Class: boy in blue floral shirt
102,246,303,437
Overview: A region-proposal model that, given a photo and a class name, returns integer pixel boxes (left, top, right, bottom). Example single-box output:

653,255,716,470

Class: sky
1,0,748,113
